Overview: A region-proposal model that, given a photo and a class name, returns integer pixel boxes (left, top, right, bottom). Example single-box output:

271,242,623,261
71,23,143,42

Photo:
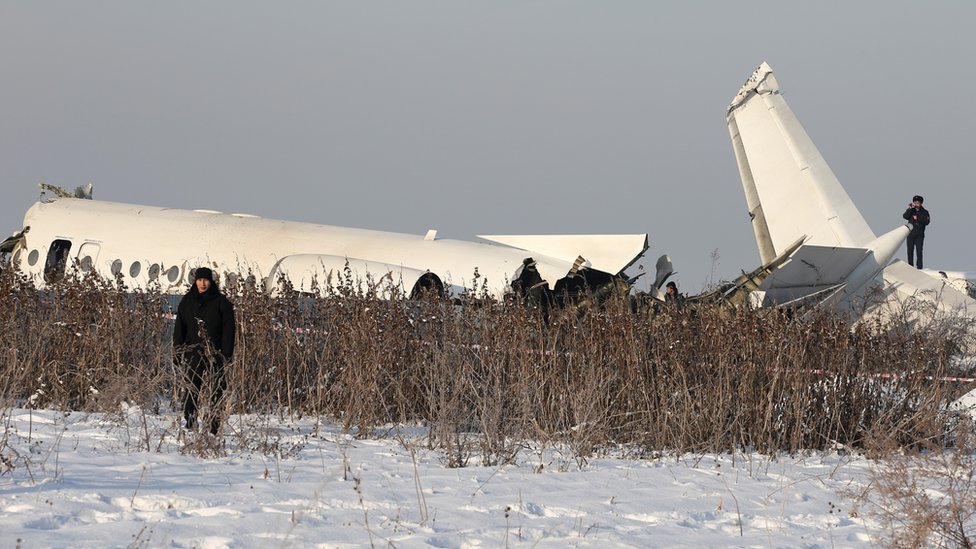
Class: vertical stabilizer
727,63,976,324
727,62,876,260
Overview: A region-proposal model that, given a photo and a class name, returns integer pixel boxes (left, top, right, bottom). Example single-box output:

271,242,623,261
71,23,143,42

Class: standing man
903,195,931,269
173,267,235,434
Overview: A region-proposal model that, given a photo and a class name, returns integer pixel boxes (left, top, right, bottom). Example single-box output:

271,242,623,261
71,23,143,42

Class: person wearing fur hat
173,267,235,434
902,195,931,269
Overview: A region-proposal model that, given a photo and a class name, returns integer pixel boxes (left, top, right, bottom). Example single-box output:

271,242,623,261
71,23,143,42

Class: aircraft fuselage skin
10,198,648,299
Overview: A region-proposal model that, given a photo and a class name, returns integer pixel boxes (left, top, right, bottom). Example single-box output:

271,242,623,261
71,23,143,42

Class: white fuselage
13,199,647,298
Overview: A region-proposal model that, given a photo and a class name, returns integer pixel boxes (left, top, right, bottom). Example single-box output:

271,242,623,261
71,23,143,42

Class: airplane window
79,256,92,273
28,250,39,266
44,239,72,283
129,261,141,278
148,264,160,281
166,266,180,283
111,259,122,276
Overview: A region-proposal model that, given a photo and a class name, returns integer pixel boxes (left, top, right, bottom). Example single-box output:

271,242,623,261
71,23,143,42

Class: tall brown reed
1,267,972,458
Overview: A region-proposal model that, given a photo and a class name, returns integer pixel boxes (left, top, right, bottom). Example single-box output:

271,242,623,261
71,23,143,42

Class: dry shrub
852,419,976,548
0,268,171,412
1,267,974,462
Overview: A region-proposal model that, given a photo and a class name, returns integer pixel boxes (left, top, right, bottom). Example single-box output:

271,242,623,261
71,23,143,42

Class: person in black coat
902,195,931,269
173,267,235,434
664,281,685,309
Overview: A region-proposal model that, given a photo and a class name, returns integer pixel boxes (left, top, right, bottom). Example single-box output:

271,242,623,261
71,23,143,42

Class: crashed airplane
725,62,976,320
3,62,974,320
0,187,649,303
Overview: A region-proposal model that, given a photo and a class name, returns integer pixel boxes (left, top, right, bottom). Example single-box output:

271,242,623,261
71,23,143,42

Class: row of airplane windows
25,239,211,286
20,239,261,290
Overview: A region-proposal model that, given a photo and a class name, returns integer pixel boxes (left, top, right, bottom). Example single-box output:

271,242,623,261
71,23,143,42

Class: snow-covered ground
1,407,884,548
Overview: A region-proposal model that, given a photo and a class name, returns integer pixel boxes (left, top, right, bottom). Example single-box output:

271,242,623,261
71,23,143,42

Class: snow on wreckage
1,184,649,305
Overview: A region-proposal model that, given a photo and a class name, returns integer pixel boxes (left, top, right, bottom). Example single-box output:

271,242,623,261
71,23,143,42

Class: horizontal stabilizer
761,245,868,290
477,234,648,275
776,282,847,312
759,243,868,305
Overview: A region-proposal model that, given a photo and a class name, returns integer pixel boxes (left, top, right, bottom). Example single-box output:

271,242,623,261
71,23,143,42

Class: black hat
194,267,215,282
913,195,924,203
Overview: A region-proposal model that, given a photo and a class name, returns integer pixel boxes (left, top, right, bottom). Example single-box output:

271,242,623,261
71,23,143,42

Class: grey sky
2,2,974,290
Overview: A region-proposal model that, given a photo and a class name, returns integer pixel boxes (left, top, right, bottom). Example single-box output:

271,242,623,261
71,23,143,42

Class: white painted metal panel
760,245,867,291
19,199,647,299
883,260,976,315
727,62,875,259
268,255,433,298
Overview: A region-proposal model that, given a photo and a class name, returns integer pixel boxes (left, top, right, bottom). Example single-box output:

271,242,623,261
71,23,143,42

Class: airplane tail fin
653,254,674,289
727,62,876,264
727,63,976,322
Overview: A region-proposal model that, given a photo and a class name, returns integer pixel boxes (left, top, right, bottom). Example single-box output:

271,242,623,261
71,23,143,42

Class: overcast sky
2,2,974,290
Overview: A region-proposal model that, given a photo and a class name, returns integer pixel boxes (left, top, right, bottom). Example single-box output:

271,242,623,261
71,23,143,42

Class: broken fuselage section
5,192,649,305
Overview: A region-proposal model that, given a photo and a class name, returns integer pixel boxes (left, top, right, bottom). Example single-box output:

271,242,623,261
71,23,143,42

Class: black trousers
906,234,924,269
181,351,227,434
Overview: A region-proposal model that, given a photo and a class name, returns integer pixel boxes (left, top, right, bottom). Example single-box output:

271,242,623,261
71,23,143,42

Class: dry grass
1,266,973,462
4,266,976,546
849,420,976,548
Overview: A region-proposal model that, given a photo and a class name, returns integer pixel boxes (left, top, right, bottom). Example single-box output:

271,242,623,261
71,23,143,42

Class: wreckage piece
684,236,806,310
0,228,28,257
8,194,648,301
38,182,93,200
727,62,976,320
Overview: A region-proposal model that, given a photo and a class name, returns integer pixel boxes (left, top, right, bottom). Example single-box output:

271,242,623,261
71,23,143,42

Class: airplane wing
727,62,876,264
476,234,648,275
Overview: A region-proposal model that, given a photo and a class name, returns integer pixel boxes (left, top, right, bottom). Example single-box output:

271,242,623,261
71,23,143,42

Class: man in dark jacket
173,267,235,434
903,195,931,269
664,281,685,309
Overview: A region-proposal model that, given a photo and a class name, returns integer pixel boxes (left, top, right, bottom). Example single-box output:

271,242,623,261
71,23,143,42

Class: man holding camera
902,195,931,269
